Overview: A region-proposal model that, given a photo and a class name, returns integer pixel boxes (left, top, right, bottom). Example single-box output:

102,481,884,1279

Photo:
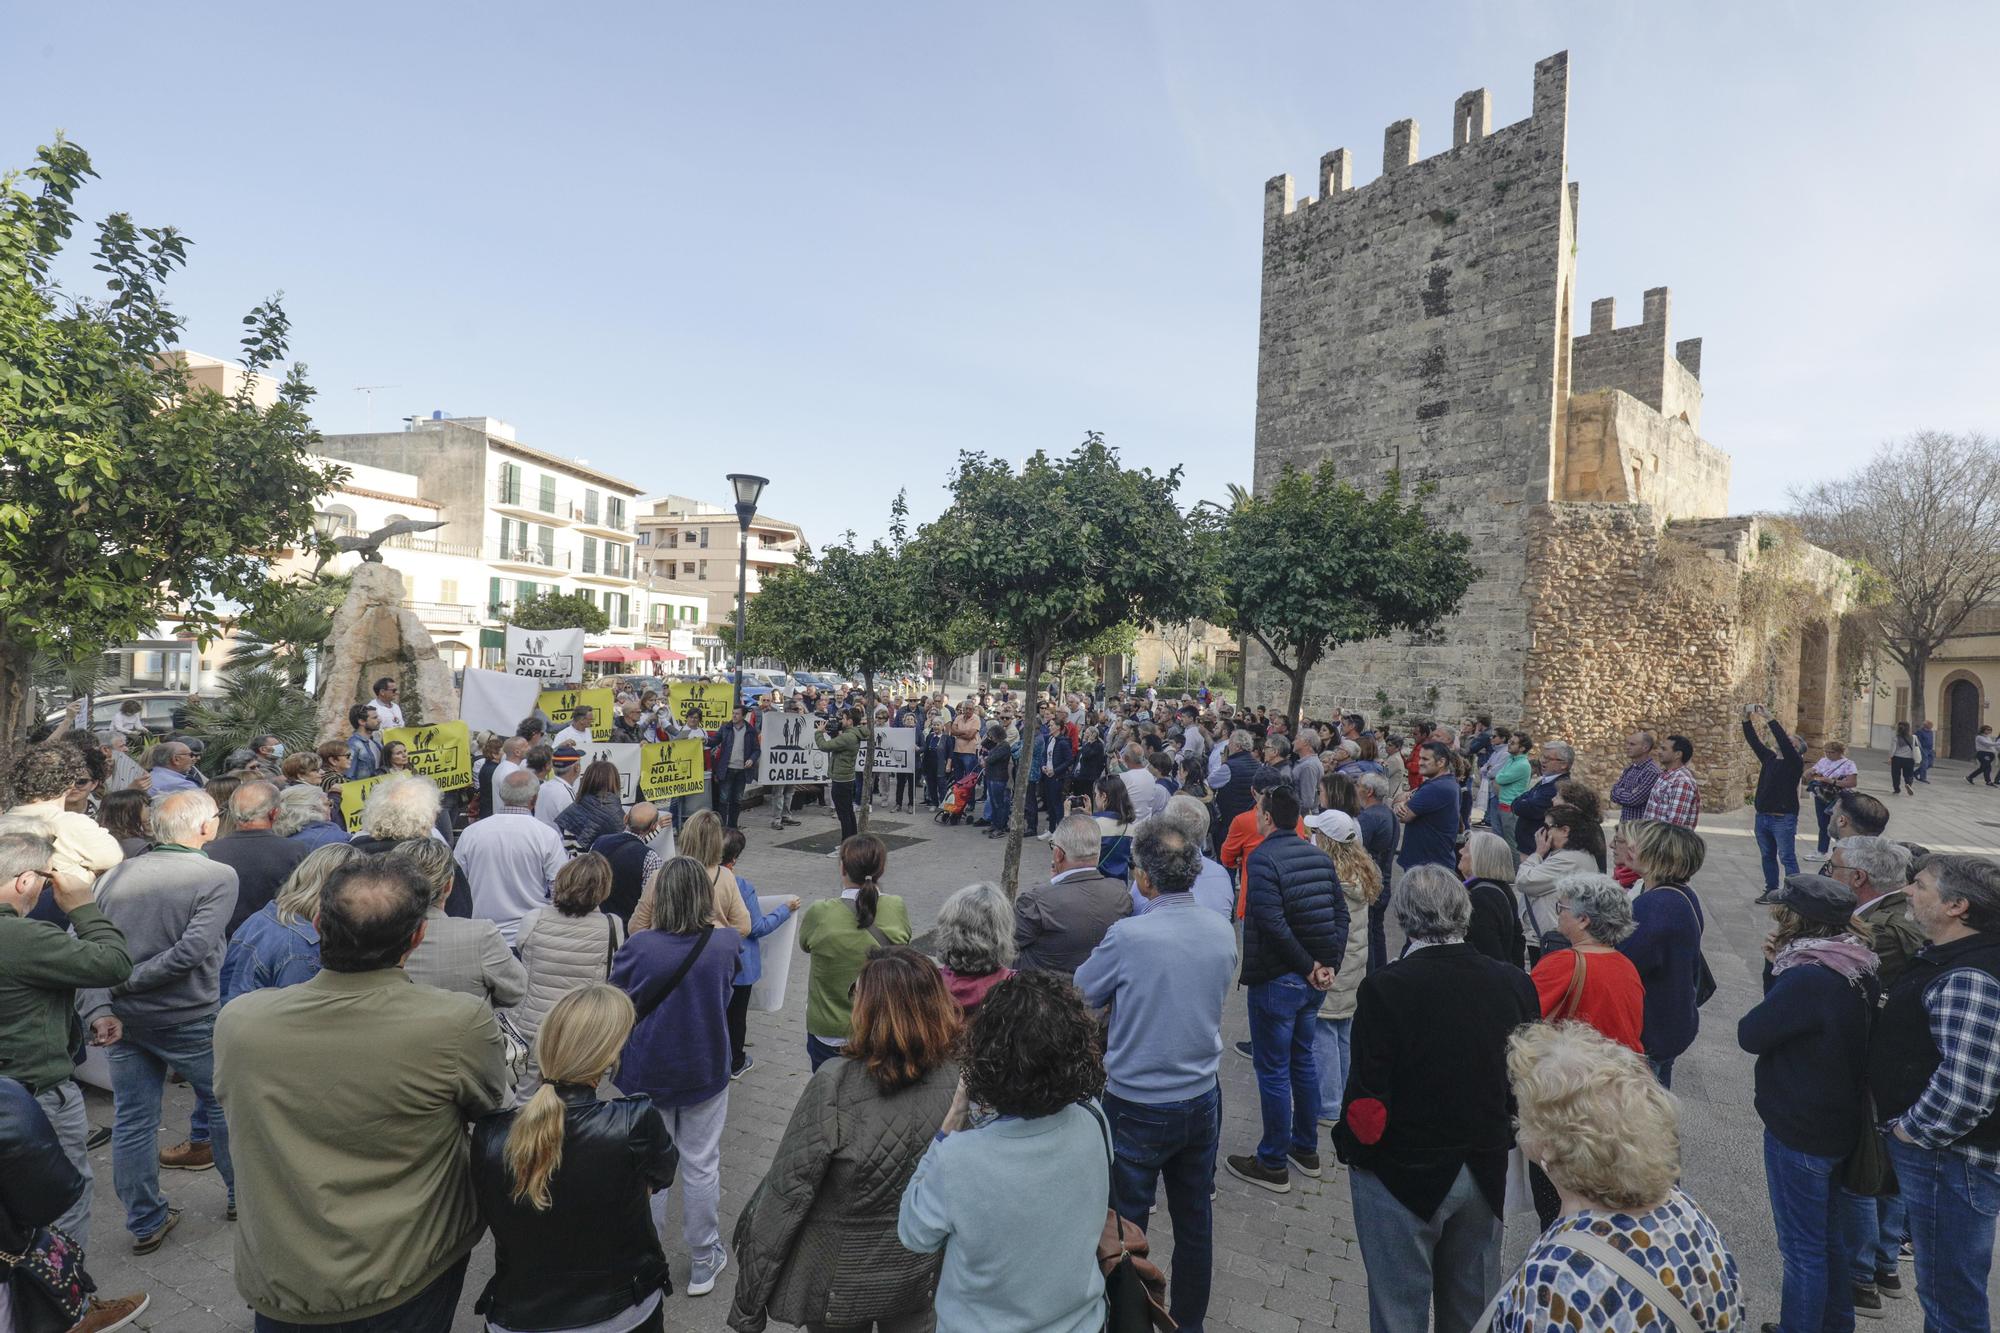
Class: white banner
506,626,585,685
755,714,917,785
570,742,644,803
750,912,800,1013
868,727,917,775
460,667,541,737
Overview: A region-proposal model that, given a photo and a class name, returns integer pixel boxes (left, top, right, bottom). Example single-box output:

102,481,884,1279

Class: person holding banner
719,829,798,1080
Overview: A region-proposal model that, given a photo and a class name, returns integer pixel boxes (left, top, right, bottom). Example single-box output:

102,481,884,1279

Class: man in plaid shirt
1869,853,2000,1332
1641,734,1700,828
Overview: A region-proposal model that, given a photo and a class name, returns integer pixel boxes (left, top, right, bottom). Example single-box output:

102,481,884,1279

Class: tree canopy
0,134,341,740
1793,430,2000,721
915,433,1197,893
1211,463,1477,724
505,588,610,635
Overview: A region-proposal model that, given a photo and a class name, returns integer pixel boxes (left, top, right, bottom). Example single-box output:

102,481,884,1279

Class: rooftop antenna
353,384,397,432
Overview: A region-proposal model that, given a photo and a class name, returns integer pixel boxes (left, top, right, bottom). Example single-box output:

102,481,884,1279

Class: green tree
1214,464,1478,725
228,575,348,687
915,434,1197,895
182,667,317,774
0,135,344,742
739,562,830,673
504,588,610,635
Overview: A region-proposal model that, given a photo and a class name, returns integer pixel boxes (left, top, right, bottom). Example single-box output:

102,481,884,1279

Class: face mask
270,743,285,759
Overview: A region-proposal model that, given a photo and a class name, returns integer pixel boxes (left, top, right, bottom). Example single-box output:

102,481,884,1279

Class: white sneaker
687,1246,727,1296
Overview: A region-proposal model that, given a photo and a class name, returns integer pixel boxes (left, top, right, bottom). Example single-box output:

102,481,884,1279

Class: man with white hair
1291,732,1324,816
1158,794,1235,919
273,782,349,852
350,775,471,917
103,728,151,794
1116,742,1168,820
452,770,568,945
1014,813,1130,977
83,789,239,1248
206,781,308,938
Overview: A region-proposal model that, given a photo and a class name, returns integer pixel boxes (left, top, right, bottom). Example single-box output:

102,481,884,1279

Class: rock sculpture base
314,563,458,737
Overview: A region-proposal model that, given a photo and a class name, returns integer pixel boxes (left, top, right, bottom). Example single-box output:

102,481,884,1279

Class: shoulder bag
1662,883,1718,1007
846,899,892,949
1839,975,1898,1196
632,926,717,1028
1552,949,1589,1021
0,1210,89,1333
1469,1225,1701,1333
603,912,619,978
1084,1103,1176,1332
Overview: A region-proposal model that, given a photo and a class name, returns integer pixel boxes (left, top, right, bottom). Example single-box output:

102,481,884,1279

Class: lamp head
726,473,768,525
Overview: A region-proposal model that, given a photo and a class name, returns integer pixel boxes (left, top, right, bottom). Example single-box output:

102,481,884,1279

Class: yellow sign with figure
640,739,706,799
667,682,732,730
337,774,389,833
537,689,615,742
381,722,473,791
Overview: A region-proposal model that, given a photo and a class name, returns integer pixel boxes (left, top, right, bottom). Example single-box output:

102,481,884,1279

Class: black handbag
0,1224,91,1333
1841,1090,1898,1196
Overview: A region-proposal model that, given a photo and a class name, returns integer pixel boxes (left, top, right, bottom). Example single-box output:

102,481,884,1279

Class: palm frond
181,668,318,773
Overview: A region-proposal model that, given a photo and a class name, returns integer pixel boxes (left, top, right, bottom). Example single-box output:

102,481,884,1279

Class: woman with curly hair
898,971,1110,1333
729,948,961,1333
1486,1022,1744,1330
930,881,1017,1016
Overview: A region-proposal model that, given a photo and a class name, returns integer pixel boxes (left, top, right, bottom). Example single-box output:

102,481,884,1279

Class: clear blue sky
7,2,1994,546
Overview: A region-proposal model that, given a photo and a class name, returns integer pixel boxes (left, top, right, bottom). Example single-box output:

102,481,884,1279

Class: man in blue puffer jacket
1225,785,1350,1193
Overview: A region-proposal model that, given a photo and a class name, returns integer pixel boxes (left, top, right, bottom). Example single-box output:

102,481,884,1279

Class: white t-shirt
552,724,594,752
372,699,405,730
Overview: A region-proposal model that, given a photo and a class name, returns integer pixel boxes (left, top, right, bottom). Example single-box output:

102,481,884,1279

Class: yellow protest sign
537,688,615,742
640,739,707,799
381,722,473,791
337,774,389,833
667,681,732,730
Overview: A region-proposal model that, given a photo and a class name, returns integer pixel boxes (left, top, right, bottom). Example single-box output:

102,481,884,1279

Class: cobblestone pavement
72,750,2000,1330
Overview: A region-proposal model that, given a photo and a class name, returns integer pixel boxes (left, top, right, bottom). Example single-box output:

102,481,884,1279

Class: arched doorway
1945,676,1982,759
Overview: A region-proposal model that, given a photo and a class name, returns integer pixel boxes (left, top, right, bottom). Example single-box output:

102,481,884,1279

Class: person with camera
812,707,873,844
1805,739,1860,859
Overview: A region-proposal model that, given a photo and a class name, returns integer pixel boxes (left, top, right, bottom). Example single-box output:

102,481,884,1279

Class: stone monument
1248,51,1855,809
313,562,459,737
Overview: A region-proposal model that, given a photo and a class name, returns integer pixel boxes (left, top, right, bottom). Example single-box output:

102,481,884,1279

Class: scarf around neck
1771,934,1878,982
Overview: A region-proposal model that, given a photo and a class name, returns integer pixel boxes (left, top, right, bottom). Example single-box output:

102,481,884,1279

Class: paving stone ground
71,749,2000,1330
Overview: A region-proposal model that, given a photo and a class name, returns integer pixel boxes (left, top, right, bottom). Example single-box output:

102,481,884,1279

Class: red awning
583,645,644,663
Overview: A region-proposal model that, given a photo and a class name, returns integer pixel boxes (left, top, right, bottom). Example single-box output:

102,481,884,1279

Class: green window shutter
501,463,520,505
583,536,597,573
539,474,556,513
537,526,554,562
489,577,502,615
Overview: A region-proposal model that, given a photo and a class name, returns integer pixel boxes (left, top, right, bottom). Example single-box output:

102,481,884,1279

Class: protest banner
337,774,389,832
668,681,733,730
565,743,642,802
506,626,585,685
749,913,800,1012
758,710,828,785
381,721,473,791
460,667,540,737
867,726,917,775
538,689,615,742
641,739,707,800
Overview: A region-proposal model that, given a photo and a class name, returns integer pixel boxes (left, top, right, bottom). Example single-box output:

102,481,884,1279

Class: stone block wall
1520,504,1848,814
1561,389,1730,519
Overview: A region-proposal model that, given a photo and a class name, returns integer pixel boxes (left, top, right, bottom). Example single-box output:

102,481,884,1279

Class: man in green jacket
0,822,133,1250
216,856,509,1329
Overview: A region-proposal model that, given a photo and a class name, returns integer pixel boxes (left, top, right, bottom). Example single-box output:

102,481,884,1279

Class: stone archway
1942,670,1984,759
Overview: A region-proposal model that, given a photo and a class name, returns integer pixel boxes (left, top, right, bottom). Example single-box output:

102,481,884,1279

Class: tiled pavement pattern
75,750,2000,1330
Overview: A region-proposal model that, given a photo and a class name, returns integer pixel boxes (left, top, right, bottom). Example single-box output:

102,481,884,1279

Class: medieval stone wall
1520,504,1847,814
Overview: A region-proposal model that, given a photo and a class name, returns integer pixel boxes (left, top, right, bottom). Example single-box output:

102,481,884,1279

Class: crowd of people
1,679,1998,1333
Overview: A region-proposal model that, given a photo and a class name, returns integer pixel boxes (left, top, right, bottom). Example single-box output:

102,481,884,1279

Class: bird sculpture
313,518,447,572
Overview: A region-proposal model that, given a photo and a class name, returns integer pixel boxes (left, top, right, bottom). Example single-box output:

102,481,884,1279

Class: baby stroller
936,767,980,824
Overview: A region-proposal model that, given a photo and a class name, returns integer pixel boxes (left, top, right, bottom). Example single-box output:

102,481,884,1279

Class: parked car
43,691,201,737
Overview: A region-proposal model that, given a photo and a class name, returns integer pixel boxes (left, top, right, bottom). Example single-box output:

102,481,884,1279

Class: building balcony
491,480,570,523
407,601,485,626
489,543,571,571
572,507,629,537
574,566,636,586
385,533,482,559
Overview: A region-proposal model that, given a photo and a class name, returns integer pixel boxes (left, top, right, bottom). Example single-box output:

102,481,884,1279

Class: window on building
607,496,626,530
583,488,600,525
440,579,458,605
538,474,556,513
489,577,503,615
683,562,696,576
582,536,597,574
499,463,521,505
516,580,536,603
319,505,357,533
636,530,650,547
536,525,554,564
699,527,709,549
698,560,708,581
685,530,699,545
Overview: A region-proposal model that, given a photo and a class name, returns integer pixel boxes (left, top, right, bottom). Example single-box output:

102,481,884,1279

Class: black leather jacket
471,1087,679,1330
0,1075,82,1249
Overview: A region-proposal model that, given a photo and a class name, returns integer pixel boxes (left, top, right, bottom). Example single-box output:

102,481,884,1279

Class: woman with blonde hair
1618,819,1709,1089
615,856,741,1297
472,984,679,1332
1459,829,1525,968
1304,808,1381,1126
631,807,751,936
220,842,361,1003
1483,1022,1744,1329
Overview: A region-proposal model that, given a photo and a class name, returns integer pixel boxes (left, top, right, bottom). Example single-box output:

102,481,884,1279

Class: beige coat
630,863,751,935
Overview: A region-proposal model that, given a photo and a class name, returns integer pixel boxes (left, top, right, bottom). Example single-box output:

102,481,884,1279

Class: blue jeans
1247,974,1322,1168
1314,1016,1351,1115
983,779,1009,829
1814,797,1836,855
109,1016,235,1237
253,1253,469,1333
1755,812,1801,892
1763,1130,1852,1333
1104,1085,1221,1333
717,768,749,829
1648,1055,1676,1090
1349,1164,1500,1333
1839,1185,1907,1284
1887,1137,2000,1332
806,1034,842,1072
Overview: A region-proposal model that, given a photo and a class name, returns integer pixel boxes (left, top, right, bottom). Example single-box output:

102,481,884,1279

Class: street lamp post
725,474,769,713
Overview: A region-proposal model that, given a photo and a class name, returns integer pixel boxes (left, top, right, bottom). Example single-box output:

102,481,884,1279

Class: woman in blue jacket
720,828,797,1080
1617,820,1708,1088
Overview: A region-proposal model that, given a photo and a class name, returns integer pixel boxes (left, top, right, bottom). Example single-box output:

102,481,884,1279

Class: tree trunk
859,669,876,834
1905,654,1927,727
1000,644,1045,901
0,638,36,745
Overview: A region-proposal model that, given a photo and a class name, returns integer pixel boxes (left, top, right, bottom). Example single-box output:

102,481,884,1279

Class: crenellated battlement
1572,286,1706,431
1263,51,1567,226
